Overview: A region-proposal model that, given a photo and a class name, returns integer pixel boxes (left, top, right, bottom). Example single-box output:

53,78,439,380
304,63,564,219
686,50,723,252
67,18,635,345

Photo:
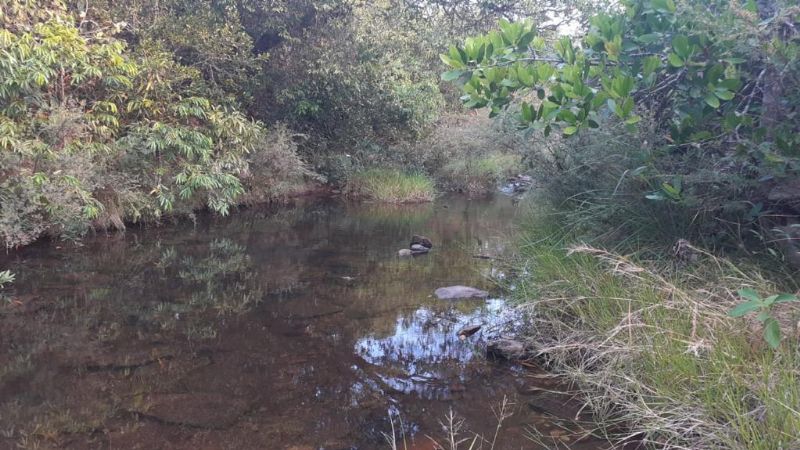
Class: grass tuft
346,169,435,203
511,202,800,449
437,152,521,197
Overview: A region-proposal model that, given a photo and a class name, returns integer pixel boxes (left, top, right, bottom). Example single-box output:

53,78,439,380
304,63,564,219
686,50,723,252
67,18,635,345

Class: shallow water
0,196,608,449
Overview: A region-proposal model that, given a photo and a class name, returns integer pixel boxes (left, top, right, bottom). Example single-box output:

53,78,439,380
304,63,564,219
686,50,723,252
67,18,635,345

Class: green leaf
440,54,462,69
763,295,779,307
518,31,535,49
722,57,746,65
672,35,690,58
517,65,534,87
637,33,662,45
728,300,760,317
718,78,742,90
625,115,641,125
441,70,463,81
738,288,761,302
763,318,781,349
714,89,735,100
642,56,662,76
704,94,720,108
668,53,684,68
774,293,798,304
563,126,578,136
521,102,533,122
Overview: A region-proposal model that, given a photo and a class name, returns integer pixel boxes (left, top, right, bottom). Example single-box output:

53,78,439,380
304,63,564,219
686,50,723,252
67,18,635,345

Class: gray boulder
410,244,429,254
434,285,489,300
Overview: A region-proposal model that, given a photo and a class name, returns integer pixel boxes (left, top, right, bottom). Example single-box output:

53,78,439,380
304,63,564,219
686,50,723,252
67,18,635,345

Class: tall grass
346,169,435,203
511,203,800,449
437,152,521,197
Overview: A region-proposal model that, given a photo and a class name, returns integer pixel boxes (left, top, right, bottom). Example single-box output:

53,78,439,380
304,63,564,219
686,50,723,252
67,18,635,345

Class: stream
0,195,609,449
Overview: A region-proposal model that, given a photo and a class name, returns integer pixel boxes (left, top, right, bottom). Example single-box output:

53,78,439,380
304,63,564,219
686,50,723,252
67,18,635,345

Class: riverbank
507,201,800,449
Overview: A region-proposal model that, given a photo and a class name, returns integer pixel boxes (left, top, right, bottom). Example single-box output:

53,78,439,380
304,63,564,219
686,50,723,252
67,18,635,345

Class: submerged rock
398,249,413,257
434,286,489,300
486,339,526,360
457,325,482,340
133,393,249,429
410,235,433,249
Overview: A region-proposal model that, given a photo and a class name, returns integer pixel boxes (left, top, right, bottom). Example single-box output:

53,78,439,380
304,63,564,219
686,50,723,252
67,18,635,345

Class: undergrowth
512,200,800,449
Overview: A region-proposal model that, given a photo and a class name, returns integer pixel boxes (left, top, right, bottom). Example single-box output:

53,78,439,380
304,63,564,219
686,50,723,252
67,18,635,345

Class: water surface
0,196,607,449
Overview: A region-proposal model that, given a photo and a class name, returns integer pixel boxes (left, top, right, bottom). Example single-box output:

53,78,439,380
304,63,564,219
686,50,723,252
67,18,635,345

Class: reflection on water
0,195,607,449
356,299,513,399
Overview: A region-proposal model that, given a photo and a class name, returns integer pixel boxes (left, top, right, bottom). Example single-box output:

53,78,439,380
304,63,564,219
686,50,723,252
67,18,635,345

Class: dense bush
445,0,800,264
0,4,310,248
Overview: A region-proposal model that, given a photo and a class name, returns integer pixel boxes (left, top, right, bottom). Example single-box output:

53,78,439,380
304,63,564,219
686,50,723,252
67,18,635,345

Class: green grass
346,169,435,203
511,203,800,449
437,152,521,196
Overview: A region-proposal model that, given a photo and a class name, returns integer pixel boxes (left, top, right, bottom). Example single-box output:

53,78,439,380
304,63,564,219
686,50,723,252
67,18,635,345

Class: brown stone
486,339,525,360
457,325,482,339
410,235,433,249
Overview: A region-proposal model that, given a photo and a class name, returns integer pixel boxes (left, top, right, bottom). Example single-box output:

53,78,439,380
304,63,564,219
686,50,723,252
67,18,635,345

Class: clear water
0,196,607,449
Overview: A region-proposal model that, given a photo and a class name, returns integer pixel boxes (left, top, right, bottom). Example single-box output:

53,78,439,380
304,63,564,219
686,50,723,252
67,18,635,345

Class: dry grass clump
513,209,800,449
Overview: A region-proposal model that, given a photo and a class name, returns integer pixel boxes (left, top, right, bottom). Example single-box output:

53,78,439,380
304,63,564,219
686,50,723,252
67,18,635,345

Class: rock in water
434,286,489,300
457,325,482,340
410,244,429,254
486,339,526,360
398,249,413,257
410,235,433,249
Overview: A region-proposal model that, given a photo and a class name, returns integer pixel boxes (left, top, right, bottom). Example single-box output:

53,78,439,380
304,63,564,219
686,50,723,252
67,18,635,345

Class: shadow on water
0,195,610,449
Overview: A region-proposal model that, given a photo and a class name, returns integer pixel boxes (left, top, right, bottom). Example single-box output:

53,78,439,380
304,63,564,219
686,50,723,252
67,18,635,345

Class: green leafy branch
729,288,798,349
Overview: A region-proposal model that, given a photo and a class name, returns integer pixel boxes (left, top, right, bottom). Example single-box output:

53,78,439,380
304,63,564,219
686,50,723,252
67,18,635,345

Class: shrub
0,9,312,248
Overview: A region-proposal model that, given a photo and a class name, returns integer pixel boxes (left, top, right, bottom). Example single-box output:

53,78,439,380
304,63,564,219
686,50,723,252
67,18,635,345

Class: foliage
0,4,309,247
444,0,800,261
729,288,798,349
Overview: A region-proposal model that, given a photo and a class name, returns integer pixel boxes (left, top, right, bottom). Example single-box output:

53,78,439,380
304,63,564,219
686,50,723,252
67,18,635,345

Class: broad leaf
441,70,463,81
728,300,760,317
737,288,761,303
668,53,684,68
763,318,781,349
774,293,798,304
704,94,720,108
